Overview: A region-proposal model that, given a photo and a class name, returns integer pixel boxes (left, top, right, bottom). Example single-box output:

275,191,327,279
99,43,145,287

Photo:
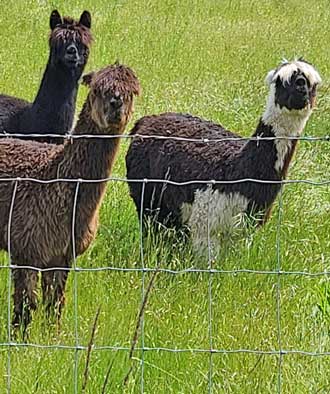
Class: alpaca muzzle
64,44,81,67
107,96,124,123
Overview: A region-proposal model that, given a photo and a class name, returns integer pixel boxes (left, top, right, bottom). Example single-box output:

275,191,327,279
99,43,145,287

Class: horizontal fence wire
1,132,330,393
1,265,330,276
1,132,330,142
0,176,330,186
1,343,330,356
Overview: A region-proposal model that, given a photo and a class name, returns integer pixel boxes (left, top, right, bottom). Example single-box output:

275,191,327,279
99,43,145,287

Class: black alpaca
126,60,321,253
0,10,92,144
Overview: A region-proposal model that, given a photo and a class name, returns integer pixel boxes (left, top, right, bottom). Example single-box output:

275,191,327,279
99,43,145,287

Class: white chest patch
274,139,292,173
181,189,249,254
262,88,311,174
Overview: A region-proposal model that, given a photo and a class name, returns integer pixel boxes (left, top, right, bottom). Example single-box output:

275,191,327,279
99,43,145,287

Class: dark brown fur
126,114,280,228
50,14,93,49
126,62,320,240
125,113,307,231
0,64,140,334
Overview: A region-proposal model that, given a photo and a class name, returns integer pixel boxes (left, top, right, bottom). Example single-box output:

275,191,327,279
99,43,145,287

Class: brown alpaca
0,64,140,333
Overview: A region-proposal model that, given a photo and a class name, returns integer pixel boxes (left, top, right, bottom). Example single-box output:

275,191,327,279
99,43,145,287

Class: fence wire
207,183,214,394
139,181,146,393
72,181,81,394
1,133,330,393
276,188,283,393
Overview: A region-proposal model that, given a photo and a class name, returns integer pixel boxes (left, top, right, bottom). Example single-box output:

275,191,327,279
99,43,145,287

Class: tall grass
1,0,330,392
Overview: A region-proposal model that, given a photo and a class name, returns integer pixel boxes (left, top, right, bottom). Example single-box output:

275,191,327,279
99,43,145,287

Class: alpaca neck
231,119,298,182
249,119,298,179
60,103,122,222
260,91,311,175
62,108,121,179
30,62,78,133
224,118,298,216
262,95,310,139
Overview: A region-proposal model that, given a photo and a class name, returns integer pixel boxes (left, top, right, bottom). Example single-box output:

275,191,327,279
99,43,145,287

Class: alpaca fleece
0,10,92,144
0,63,140,333
126,60,321,253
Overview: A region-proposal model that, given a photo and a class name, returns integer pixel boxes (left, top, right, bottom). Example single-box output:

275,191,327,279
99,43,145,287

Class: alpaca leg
186,188,214,256
54,270,69,321
190,214,229,259
188,202,210,256
42,270,68,321
189,189,249,258
41,270,55,317
190,226,221,258
12,269,25,329
12,268,38,334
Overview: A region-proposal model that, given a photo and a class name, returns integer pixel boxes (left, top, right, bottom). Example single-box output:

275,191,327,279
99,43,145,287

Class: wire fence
1,133,330,393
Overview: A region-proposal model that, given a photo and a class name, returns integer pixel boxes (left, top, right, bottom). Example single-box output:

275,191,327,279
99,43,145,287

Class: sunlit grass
1,0,330,392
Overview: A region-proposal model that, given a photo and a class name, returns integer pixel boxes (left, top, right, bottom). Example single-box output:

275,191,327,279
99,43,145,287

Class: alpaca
0,63,140,333
126,59,321,254
0,10,92,144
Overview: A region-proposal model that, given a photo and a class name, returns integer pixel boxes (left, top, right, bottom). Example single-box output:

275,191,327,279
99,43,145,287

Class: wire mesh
1,133,329,392
6,180,18,394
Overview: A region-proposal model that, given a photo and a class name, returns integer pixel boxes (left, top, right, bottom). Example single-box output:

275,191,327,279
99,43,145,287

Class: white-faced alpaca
126,60,321,254
0,64,140,334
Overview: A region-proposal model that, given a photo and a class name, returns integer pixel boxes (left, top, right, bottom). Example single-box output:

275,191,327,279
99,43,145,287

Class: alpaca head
262,59,321,136
266,59,321,111
82,63,141,133
49,10,92,78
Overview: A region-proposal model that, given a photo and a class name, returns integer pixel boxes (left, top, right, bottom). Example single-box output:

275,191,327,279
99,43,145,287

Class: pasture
1,0,330,392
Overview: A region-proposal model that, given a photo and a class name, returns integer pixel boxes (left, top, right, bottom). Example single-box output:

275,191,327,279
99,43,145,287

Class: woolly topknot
266,59,321,87
50,11,93,48
83,64,141,97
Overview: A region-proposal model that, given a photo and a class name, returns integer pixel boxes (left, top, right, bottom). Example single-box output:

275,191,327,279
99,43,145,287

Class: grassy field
1,0,330,392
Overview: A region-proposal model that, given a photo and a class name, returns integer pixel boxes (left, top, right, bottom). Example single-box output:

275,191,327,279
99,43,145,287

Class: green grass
1,0,330,392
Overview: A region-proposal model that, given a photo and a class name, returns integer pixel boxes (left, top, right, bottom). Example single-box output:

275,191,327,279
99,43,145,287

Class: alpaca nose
66,44,78,58
110,96,123,109
295,76,307,92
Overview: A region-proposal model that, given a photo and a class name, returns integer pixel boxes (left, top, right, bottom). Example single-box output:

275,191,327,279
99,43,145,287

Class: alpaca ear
265,69,276,85
50,10,62,30
81,71,95,87
79,11,91,29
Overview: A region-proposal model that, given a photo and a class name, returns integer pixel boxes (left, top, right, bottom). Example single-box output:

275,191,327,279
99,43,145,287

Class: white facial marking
181,189,249,254
262,60,321,173
266,60,321,87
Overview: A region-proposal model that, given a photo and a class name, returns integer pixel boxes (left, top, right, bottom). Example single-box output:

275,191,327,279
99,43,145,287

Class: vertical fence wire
1,136,330,392
6,180,18,394
139,180,146,393
207,183,213,394
276,187,284,393
72,181,81,394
